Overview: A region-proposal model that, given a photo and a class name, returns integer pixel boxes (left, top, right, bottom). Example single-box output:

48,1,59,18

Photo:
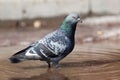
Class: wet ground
0,15,120,80
0,43,120,80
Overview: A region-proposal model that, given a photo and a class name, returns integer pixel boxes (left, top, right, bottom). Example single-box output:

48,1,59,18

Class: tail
9,46,31,63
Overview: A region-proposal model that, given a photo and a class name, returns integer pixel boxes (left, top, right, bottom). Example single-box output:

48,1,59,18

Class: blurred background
0,0,120,80
0,0,120,46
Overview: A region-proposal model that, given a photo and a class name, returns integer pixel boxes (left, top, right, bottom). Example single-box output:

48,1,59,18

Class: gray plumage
9,13,81,68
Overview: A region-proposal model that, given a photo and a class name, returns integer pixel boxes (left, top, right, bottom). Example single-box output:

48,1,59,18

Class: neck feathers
61,22,77,39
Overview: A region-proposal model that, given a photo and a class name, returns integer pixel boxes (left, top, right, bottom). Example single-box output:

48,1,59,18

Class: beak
77,18,82,23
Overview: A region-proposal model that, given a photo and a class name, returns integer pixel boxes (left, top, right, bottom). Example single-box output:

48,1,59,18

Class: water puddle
10,69,69,80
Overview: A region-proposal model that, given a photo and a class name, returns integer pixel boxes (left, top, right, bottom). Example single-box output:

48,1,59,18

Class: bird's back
26,29,75,61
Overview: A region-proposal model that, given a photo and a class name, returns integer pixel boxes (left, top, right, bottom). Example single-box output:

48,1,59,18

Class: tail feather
9,46,31,63
13,46,31,56
9,57,21,63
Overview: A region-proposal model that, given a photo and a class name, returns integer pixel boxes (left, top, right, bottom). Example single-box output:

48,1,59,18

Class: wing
26,29,70,59
39,29,70,55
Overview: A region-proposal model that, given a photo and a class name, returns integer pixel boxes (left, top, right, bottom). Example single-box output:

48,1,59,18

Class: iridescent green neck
61,21,77,38
61,22,72,32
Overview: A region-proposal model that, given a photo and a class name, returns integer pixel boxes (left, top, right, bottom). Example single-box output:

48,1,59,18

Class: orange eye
72,16,76,19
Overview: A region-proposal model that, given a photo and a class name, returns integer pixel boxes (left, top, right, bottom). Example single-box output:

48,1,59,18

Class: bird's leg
52,61,59,68
47,61,51,68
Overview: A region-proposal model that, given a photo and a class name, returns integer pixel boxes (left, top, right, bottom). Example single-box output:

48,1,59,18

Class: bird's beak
77,18,82,23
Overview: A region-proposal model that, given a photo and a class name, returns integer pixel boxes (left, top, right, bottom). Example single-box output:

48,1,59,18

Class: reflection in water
10,69,69,80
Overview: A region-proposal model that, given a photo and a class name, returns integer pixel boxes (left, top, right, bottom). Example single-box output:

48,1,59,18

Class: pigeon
9,13,81,68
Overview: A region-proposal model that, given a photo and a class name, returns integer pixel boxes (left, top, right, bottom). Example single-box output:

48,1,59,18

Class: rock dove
9,13,81,68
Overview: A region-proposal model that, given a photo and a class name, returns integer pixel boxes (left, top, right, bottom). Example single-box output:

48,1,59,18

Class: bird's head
65,13,81,24
61,13,82,32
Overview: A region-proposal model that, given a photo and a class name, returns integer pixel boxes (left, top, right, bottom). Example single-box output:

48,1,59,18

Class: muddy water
0,43,120,80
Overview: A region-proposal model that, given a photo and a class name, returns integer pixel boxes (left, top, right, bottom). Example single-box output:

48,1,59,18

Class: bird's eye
72,16,76,19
